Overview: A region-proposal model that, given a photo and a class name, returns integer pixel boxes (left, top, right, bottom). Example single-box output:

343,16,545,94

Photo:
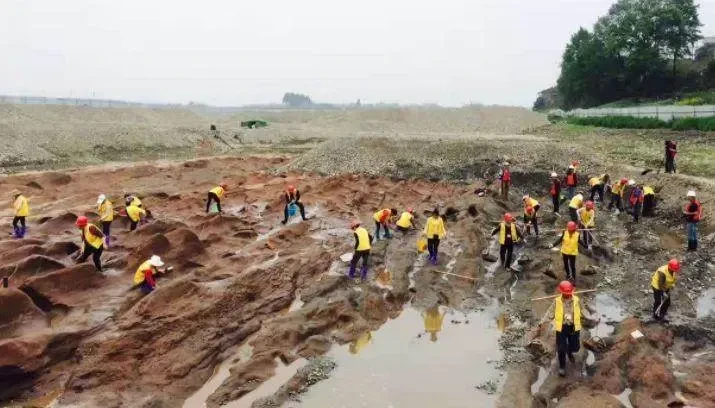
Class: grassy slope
596,90,715,108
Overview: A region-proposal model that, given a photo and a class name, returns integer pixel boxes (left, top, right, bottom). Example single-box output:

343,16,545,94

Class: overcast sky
2,0,714,107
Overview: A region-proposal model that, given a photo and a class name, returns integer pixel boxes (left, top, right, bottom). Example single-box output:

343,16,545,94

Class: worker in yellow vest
348,220,373,281
491,213,521,270
552,280,582,376
568,193,584,223
11,189,29,239
608,178,627,212
373,208,398,240
396,208,416,232
552,221,580,282
124,193,142,208
577,201,596,250
522,195,540,236
424,208,446,265
423,304,446,342
75,216,104,271
588,174,610,203
133,255,165,294
126,203,146,231
206,183,228,214
651,259,680,322
97,194,114,247
642,186,656,217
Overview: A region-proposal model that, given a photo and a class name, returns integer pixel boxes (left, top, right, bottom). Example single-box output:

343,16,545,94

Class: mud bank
1,154,713,408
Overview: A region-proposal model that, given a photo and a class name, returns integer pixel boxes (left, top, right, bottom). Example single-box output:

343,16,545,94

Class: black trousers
653,287,671,319
608,195,623,211
283,201,306,221
569,207,578,222
580,227,592,247
665,156,676,173
374,221,391,238
78,244,103,271
12,216,26,229
499,243,514,268
129,219,139,231
350,250,370,269
642,195,655,217
524,215,539,235
101,221,112,236
632,203,642,222
206,192,221,213
562,254,576,281
397,226,410,233
427,236,440,257
556,324,580,369
589,185,605,202
551,194,560,213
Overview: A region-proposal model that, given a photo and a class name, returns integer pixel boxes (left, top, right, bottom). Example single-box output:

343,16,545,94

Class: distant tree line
282,92,313,107
535,0,715,110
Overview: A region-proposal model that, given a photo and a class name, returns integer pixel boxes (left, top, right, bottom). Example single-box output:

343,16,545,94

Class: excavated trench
0,156,713,408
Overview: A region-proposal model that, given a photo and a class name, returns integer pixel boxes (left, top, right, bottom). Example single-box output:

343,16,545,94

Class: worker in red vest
665,140,677,173
499,162,511,199
684,191,703,251
629,184,644,222
563,165,578,200
549,172,561,214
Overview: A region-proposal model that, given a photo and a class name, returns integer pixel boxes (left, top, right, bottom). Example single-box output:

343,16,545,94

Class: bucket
288,203,298,217
416,237,427,253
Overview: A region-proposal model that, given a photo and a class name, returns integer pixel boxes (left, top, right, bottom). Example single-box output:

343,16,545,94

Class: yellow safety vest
98,200,114,222
561,231,580,256
396,212,413,228
14,195,29,217
612,183,623,196
524,197,539,208
498,222,519,245
126,205,146,222
83,225,104,249
133,260,153,285
569,195,583,209
588,177,600,187
423,309,444,333
553,295,582,332
643,186,655,196
424,216,446,239
651,265,677,290
355,227,371,251
579,209,595,228
209,186,225,198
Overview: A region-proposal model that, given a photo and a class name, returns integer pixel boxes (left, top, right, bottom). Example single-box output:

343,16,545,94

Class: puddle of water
593,293,626,336
697,287,715,318
183,343,254,408
225,357,307,408
292,305,504,408
613,387,633,408
531,367,548,395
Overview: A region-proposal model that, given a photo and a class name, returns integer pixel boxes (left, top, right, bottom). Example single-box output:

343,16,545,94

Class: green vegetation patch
567,115,715,131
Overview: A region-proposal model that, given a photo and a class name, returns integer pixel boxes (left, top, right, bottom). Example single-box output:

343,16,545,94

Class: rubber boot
360,265,368,281
432,255,438,265
384,230,393,239
13,226,21,239
19,226,26,238
104,236,111,249
348,264,357,279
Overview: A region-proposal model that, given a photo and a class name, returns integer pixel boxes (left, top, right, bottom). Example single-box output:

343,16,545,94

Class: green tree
282,92,313,107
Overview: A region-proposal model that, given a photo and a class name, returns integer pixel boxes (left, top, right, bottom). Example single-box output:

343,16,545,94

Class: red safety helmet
504,213,513,222
76,216,88,228
350,220,360,229
526,206,533,213
558,280,574,295
620,178,628,185
585,201,595,210
407,207,414,214
567,221,577,232
668,259,681,272
220,182,228,190
287,185,296,192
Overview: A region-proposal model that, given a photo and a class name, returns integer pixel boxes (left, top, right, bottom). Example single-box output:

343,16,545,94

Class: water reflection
349,332,373,355
422,305,446,342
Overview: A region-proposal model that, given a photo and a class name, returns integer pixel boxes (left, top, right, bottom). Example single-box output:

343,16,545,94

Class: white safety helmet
568,165,575,170
97,194,106,204
149,255,164,267
628,179,636,186
522,195,530,201
687,190,696,198
550,172,558,178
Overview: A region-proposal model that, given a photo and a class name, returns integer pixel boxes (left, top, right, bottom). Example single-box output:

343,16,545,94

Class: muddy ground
1,117,714,407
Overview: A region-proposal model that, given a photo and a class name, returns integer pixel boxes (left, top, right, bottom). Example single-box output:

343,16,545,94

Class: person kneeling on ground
424,208,446,265
552,280,582,377
126,202,147,231
206,183,228,214
282,185,308,224
373,208,398,240
491,213,521,270
134,255,165,294
396,208,416,232
348,221,372,282
75,216,104,272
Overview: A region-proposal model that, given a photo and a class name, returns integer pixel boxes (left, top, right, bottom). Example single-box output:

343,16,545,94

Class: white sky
2,0,714,107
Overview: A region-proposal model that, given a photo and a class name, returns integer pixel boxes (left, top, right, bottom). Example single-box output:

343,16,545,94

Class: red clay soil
0,156,480,407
